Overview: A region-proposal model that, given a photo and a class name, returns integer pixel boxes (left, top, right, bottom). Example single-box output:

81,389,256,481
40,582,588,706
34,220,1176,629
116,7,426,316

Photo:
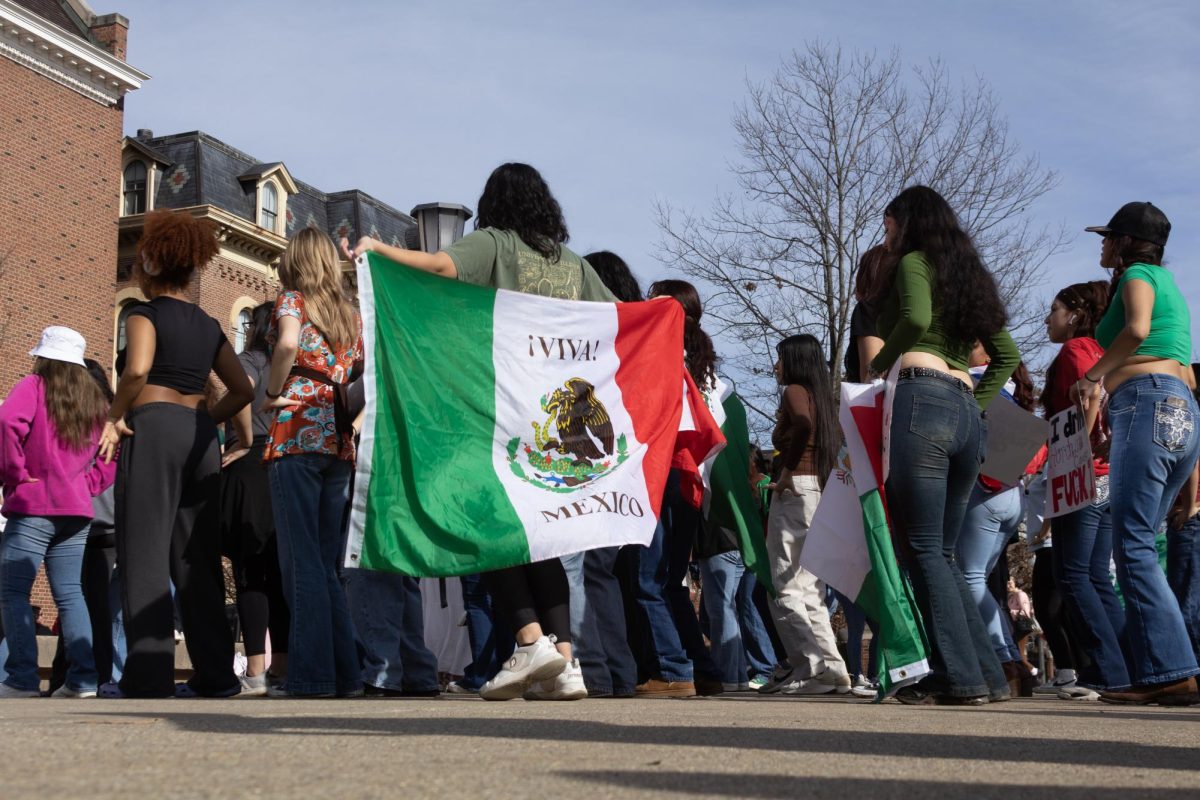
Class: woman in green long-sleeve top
868,185,1020,705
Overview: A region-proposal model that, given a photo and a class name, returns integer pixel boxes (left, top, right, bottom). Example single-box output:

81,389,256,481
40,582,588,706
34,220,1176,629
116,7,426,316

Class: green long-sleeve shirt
869,251,1019,409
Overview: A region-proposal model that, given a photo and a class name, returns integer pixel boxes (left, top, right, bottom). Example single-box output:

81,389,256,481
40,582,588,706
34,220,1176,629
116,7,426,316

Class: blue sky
113,0,1199,350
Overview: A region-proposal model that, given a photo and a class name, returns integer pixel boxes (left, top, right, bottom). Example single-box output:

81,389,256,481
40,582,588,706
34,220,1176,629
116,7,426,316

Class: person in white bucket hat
0,325,116,698
28,325,87,367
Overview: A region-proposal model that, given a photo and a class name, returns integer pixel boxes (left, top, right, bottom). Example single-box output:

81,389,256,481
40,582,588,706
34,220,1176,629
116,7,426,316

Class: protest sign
980,400,1050,487
1044,404,1095,518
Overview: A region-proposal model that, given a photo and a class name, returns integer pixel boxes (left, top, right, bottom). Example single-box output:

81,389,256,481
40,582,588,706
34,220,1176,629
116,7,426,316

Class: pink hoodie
0,374,116,518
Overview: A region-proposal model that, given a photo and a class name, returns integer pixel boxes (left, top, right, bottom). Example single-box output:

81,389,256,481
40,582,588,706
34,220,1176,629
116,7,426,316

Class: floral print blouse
265,290,364,462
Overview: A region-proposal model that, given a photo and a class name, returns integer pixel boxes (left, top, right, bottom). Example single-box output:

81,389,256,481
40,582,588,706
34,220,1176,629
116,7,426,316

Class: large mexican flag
802,379,930,697
345,251,724,577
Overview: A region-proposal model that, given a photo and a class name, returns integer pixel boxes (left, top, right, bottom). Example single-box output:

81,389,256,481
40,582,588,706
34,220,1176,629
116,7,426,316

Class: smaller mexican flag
346,251,724,577
703,382,772,593
802,380,930,698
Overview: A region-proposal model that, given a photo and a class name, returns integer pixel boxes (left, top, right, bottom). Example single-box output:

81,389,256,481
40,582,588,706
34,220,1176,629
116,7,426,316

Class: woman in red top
1041,280,1132,693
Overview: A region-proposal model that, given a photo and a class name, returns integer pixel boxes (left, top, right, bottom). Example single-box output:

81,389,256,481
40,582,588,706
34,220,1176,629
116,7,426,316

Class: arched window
260,182,278,232
123,161,147,216
235,307,253,352
116,302,137,353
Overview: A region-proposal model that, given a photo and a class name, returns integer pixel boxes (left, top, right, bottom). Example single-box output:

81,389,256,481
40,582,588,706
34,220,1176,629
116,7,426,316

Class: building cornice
119,205,287,272
0,0,147,106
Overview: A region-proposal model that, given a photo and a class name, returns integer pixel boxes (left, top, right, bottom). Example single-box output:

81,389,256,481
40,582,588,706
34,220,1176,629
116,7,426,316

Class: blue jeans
345,569,439,692
1052,496,1131,689
835,591,877,679
886,374,1008,698
564,547,637,695
269,455,359,696
634,470,719,682
701,549,778,686
1,515,95,692
1108,374,1200,685
458,573,514,690
1167,512,1200,664
736,569,777,680
957,484,1023,663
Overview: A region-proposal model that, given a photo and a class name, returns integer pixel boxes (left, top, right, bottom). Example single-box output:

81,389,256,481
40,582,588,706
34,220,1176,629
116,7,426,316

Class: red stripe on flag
848,390,886,488
614,298,685,520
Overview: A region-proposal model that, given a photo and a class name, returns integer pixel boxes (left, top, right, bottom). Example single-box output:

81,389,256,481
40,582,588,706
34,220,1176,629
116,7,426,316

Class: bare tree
656,43,1065,435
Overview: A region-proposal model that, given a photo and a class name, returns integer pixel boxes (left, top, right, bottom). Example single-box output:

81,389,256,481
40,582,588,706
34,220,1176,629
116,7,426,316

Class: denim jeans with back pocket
1107,373,1200,686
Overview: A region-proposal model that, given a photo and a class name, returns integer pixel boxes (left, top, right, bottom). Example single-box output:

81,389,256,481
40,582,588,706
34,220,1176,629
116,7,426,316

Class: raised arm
341,236,457,278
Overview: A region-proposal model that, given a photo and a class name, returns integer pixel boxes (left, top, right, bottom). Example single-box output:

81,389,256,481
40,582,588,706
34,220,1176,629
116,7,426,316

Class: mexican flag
703,382,772,593
801,379,930,697
345,251,724,577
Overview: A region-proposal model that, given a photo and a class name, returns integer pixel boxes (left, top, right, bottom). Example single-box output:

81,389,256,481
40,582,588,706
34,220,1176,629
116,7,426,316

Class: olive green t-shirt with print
445,228,617,302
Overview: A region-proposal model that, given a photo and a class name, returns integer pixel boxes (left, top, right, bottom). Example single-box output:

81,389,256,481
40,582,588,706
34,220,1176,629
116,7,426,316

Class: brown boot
1100,677,1200,706
635,679,697,698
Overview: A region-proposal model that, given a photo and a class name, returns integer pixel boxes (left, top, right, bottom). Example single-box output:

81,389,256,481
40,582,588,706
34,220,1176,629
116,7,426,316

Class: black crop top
126,296,227,394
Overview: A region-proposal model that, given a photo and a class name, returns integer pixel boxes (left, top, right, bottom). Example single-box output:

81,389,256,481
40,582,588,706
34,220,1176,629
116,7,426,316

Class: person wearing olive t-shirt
343,163,615,702
868,186,1019,706
1077,202,1200,706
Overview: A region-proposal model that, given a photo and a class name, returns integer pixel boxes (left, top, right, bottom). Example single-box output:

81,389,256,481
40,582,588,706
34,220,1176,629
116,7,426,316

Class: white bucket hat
29,326,87,367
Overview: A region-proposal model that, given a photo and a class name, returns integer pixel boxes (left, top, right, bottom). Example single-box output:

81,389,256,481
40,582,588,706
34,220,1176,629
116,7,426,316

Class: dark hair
475,163,569,262
244,301,274,354
750,445,771,477
776,334,838,485
584,251,642,302
32,357,108,450
854,244,896,304
1010,362,1035,413
881,186,1008,343
1106,235,1165,303
648,279,717,391
135,209,219,289
83,358,114,403
1039,280,1110,413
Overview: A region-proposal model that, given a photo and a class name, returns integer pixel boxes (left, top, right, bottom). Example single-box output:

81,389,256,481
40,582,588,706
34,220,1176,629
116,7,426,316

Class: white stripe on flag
345,253,380,569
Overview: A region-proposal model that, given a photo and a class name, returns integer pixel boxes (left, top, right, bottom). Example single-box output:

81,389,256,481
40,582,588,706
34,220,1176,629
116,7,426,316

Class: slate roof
12,0,91,40
134,131,416,245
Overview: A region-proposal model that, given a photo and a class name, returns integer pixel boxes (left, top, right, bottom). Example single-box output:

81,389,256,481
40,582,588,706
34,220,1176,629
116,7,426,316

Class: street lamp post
409,202,473,253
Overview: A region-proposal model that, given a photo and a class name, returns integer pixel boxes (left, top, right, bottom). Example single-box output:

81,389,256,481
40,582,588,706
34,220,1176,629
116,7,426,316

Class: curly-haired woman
343,163,615,700
98,209,254,698
868,185,1019,705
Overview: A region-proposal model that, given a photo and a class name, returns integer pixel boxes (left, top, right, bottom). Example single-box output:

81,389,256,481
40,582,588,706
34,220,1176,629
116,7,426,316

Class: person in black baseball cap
1074,199,1200,706
1084,201,1171,247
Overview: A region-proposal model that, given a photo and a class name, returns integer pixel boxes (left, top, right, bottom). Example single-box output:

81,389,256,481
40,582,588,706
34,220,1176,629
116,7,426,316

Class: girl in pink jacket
0,327,116,698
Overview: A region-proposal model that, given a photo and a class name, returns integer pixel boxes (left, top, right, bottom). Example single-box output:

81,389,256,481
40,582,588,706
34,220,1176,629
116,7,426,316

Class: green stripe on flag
357,253,528,575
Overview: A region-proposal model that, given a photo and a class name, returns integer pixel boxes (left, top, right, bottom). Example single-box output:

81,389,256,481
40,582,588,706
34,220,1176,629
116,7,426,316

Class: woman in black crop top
97,209,254,698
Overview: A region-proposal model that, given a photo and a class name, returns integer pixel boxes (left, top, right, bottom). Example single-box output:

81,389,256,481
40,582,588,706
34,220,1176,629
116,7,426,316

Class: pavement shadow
77,712,1199,773
558,771,1199,799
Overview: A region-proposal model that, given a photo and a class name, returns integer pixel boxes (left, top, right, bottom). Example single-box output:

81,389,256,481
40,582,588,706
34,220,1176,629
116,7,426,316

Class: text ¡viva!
527,335,602,361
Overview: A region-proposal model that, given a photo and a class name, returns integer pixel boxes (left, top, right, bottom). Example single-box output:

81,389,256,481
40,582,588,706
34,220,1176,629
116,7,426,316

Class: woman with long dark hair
1039,280,1130,698
845,245,893,382
759,333,848,695
343,163,615,700
868,185,1019,704
98,209,254,698
1077,202,1199,705
220,301,289,695
628,279,724,697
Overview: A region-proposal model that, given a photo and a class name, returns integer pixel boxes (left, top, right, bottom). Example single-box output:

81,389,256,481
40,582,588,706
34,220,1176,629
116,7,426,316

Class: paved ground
0,694,1196,799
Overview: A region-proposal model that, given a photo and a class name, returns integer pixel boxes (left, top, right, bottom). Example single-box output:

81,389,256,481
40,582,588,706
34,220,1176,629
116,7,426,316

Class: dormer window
123,161,147,215
260,182,279,232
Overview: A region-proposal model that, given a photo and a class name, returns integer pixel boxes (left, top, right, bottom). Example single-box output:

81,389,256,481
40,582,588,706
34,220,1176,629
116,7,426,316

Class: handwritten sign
1045,405,1095,518
980,400,1050,487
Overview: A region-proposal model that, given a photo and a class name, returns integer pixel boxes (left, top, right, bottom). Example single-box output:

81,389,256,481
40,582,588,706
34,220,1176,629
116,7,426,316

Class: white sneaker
757,664,795,694
1058,685,1100,701
479,635,567,701
0,683,42,698
850,681,879,699
524,658,588,701
780,675,838,696
51,685,97,699
1034,668,1078,695
239,673,268,697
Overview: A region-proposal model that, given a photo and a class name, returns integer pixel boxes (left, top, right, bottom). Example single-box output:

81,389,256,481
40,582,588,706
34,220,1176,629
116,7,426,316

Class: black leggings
1032,546,1075,671
232,538,289,657
483,559,571,645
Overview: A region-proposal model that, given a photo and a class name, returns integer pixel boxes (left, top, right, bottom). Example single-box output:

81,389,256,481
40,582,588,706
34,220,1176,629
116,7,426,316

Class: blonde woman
263,227,364,698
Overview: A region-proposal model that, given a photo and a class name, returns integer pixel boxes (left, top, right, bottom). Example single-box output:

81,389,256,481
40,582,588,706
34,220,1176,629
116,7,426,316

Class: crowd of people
0,165,1197,708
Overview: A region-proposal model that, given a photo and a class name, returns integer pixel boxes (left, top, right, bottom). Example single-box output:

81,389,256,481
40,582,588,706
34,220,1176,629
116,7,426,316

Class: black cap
1085,201,1171,247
